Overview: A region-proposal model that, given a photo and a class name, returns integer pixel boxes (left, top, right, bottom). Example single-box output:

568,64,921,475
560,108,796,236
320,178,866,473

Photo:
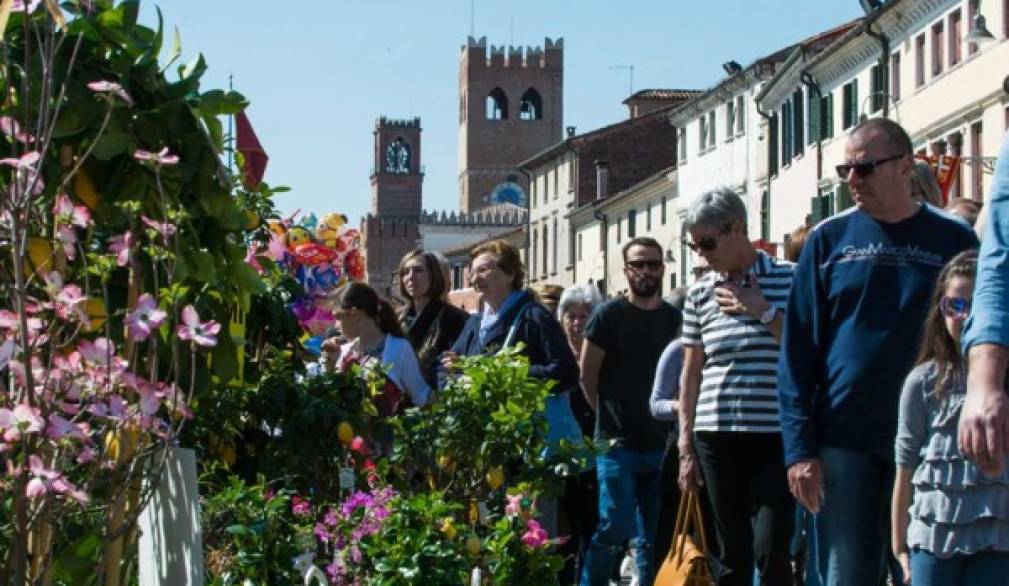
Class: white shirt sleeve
385,336,431,407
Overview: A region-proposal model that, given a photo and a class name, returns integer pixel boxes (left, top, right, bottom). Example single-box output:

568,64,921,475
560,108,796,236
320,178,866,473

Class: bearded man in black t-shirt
578,237,681,586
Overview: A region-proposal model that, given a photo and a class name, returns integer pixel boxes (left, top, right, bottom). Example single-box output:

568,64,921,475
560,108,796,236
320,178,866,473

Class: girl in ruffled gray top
892,250,1009,585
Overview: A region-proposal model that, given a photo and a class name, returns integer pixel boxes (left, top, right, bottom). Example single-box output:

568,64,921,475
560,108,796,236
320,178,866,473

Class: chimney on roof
595,160,609,200
566,126,577,138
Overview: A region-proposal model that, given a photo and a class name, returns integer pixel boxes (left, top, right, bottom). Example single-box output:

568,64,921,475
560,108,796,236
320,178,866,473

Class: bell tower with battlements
371,116,423,219
457,36,563,214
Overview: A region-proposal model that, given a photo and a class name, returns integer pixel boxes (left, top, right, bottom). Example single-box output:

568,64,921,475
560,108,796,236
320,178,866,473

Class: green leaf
225,524,252,536
161,26,183,73
199,89,249,116
91,130,130,160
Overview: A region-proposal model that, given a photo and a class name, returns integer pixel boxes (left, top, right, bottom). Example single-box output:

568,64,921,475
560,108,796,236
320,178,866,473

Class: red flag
236,110,268,189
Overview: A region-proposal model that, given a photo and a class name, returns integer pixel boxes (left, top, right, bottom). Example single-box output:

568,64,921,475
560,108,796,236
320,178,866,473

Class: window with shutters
616,217,622,244
628,209,637,238
842,80,858,130
760,190,770,241
646,202,652,231
661,196,667,225
870,65,885,113
531,228,538,278
542,225,549,277
793,89,804,155
808,90,820,144
915,34,926,87
932,21,944,77
769,113,779,176
698,116,707,154
578,233,583,262
726,101,736,141
708,111,717,148
971,121,984,200
736,95,746,135
949,10,962,66
781,101,792,164
821,93,834,139
551,217,558,274
678,128,687,163
890,52,901,102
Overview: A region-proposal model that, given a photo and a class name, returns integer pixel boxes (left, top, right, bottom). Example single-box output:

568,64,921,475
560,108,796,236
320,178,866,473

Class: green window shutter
835,182,853,211
825,95,834,138
808,91,821,143
852,78,859,125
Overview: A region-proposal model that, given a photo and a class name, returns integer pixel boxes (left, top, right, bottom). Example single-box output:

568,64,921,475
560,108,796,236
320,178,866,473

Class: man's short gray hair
557,284,604,321
683,187,748,233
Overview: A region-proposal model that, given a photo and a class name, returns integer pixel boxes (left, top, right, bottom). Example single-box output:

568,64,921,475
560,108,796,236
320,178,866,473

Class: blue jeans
579,446,663,586
910,549,1009,585
814,446,894,586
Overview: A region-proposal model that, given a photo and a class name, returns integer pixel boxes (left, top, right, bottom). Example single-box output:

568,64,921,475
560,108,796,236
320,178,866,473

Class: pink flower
56,224,78,260
77,337,114,366
176,305,220,348
521,519,549,548
0,116,35,144
125,294,167,341
291,495,312,517
54,283,87,321
350,436,368,455
108,231,134,266
87,80,134,107
0,338,15,371
141,215,177,236
12,0,42,12
244,245,263,273
266,232,288,262
26,477,47,499
0,150,39,170
46,414,86,441
54,194,91,228
0,403,44,442
134,147,179,166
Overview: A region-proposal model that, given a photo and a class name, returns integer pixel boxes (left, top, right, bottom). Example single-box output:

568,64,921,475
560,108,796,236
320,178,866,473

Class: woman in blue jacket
440,239,583,538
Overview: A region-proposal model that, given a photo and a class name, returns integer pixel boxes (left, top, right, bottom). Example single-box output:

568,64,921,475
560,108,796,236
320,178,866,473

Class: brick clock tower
362,117,423,297
458,36,563,214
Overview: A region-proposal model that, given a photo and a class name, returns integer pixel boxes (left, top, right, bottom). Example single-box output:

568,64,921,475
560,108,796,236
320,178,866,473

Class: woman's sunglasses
683,223,732,253
939,296,971,319
835,153,905,179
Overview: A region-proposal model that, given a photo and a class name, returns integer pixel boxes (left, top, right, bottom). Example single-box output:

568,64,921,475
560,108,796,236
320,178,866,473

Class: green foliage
200,472,309,585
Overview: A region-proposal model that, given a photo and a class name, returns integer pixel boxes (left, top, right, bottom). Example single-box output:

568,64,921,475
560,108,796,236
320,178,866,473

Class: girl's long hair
337,281,405,338
915,249,977,401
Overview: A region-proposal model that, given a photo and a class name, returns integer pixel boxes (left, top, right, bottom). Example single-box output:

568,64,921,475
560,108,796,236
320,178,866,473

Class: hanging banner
916,154,962,206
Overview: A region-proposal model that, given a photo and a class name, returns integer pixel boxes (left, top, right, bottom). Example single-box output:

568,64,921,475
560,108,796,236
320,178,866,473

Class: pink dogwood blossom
54,194,91,228
107,231,134,266
86,80,134,107
134,147,179,166
0,150,40,170
124,294,167,342
53,282,87,322
141,215,177,236
176,305,220,348
0,403,44,442
0,116,35,144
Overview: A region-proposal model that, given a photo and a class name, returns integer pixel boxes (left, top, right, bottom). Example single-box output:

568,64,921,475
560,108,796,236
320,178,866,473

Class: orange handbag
654,489,716,586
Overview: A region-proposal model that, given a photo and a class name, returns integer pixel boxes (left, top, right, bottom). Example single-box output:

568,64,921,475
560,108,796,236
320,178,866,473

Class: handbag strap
669,489,710,566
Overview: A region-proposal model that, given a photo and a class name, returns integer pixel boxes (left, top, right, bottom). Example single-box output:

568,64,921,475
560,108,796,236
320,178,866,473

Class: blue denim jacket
963,132,1009,352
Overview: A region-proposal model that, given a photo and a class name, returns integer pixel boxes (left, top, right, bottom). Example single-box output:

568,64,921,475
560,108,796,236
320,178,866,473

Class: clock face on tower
489,182,527,207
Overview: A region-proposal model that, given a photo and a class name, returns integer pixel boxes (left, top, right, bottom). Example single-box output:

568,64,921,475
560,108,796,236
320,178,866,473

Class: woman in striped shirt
676,188,796,586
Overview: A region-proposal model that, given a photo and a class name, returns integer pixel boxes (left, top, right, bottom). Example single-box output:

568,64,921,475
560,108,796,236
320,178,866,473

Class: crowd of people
316,119,1009,586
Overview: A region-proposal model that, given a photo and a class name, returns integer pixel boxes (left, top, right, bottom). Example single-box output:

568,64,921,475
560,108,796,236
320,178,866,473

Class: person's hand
677,447,704,492
714,279,769,320
787,458,824,513
897,551,911,585
958,386,1009,476
440,351,461,371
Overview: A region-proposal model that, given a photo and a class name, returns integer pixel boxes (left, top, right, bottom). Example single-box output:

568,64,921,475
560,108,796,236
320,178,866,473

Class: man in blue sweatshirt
777,118,978,586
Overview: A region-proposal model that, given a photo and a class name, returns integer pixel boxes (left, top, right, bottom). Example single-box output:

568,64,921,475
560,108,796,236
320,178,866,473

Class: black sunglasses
683,223,732,253
835,153,906,179
625,259,663,271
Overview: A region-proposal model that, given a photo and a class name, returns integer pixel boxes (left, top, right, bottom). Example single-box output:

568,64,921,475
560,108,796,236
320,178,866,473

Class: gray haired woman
676,187,796,585
556,284,604,584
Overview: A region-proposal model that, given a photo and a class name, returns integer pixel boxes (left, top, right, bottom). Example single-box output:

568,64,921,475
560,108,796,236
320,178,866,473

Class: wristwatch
759,305,778,325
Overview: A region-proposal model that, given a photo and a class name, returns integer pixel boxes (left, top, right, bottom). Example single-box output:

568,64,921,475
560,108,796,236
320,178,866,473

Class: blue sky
142,1,862,224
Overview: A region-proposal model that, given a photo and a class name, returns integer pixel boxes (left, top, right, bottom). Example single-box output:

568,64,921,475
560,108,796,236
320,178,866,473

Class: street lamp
966,5,996,46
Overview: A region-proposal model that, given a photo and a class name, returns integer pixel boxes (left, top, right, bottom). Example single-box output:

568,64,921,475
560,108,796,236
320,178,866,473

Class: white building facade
757,0,1009,240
